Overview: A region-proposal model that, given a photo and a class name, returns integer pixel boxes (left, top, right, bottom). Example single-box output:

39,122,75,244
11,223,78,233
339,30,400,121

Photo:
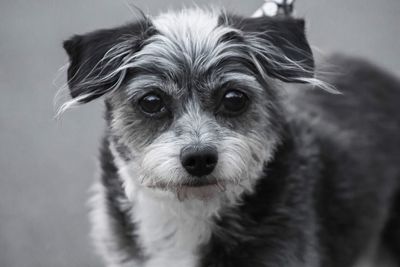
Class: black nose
180,145,218,177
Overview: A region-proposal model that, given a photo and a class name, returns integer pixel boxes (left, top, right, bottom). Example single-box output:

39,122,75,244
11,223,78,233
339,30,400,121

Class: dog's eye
139,94,166,115
220,90,248,115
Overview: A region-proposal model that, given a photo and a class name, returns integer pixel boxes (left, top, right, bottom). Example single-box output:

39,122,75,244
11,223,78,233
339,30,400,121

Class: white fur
131,8,244,74
89,183,140,267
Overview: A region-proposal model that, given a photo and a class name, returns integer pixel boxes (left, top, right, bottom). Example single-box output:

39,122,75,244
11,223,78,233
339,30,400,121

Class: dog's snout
180,145,218,177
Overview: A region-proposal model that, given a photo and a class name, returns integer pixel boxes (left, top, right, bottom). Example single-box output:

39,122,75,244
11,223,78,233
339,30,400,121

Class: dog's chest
133,192,215,267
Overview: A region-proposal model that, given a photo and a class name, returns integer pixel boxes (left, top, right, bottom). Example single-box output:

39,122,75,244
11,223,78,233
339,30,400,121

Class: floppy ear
222,15,314,83
63,19,154,103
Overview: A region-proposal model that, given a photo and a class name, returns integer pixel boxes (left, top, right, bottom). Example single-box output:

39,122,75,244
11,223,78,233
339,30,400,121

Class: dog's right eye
138,94,166,116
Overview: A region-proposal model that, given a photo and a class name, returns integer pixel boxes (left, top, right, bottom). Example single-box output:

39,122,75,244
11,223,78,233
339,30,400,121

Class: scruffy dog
61,8,400,267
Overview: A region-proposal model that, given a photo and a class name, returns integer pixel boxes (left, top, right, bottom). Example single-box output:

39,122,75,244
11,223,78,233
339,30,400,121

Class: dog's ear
63,19,155,103
222,15,314,83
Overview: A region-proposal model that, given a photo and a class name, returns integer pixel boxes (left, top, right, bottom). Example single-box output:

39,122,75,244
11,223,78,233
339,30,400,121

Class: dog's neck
130,189,218,267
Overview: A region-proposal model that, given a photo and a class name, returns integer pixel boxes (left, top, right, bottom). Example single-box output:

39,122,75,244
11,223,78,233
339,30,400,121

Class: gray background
0,0,399,266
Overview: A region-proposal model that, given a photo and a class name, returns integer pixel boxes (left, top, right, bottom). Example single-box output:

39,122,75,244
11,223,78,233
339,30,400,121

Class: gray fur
61,8,400,267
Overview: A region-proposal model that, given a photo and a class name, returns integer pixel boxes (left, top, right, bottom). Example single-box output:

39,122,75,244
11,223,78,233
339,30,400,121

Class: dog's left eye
219,90,249,115
139,94,166,115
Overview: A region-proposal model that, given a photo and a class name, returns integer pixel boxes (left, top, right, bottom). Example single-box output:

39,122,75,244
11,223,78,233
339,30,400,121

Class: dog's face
63,9,314,201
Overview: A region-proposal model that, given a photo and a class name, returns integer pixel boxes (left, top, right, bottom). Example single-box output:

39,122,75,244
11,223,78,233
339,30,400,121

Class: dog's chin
146,180,227,201
175,184,223,201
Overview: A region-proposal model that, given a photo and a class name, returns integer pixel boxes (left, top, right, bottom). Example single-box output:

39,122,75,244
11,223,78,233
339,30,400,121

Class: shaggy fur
61,8,400,267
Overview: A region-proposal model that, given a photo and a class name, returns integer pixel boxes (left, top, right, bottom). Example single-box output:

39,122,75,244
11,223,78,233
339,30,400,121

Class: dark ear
63,19,155,103
222,15,314,82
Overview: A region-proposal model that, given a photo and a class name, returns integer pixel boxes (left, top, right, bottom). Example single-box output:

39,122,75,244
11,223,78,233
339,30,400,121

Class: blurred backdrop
0,0,399,266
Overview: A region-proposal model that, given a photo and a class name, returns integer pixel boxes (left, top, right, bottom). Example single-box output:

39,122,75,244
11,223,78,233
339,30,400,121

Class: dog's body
62,9,400,267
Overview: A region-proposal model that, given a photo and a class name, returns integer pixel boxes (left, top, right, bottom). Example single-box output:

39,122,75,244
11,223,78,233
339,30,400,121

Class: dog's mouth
146,179,228,200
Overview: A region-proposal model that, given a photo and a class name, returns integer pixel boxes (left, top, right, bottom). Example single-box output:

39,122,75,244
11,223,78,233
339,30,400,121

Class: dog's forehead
128,9,245,88
151,9,221,52
122,9,259,100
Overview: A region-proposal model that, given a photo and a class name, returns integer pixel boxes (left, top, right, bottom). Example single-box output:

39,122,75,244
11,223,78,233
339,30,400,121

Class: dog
61,7,400,267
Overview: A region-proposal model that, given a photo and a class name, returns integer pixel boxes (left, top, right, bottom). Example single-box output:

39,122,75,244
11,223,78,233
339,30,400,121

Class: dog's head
63,9,314,201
